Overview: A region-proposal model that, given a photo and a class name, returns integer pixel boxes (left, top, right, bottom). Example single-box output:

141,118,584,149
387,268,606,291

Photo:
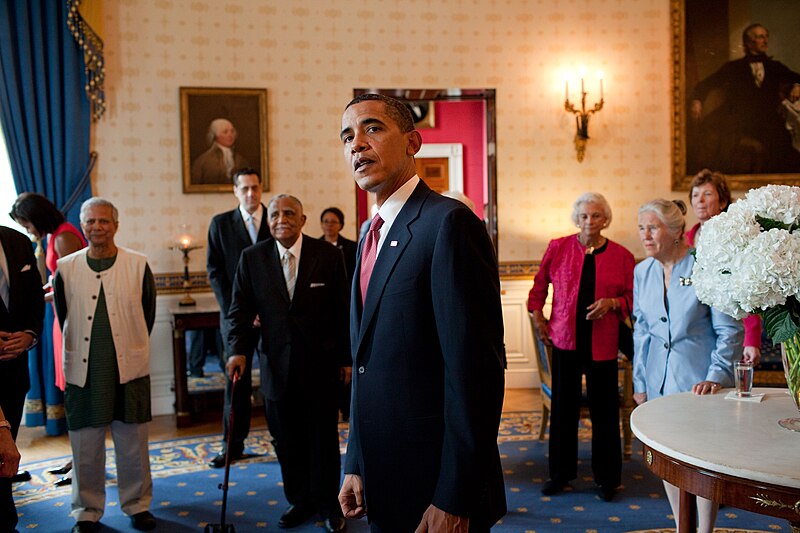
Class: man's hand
338,474,366,519
0,331,34,361
225,355,247,380
0,428,20,478
415,505,469,533
633,392,647,405
340,366,352,386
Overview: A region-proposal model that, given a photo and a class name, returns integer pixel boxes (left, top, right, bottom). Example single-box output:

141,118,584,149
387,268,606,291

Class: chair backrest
528,312,553,400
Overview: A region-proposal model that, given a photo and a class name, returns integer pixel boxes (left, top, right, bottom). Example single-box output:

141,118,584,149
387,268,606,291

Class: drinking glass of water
735,361,754,397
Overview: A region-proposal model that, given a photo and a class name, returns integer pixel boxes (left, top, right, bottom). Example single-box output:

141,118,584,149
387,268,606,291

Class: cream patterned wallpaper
94,0,689,273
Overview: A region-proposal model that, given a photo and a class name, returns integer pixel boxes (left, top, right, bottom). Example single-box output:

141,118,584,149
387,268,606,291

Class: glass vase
779,331,800,431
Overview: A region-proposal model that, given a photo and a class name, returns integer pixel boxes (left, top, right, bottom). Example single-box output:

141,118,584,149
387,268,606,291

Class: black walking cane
204,368,240,533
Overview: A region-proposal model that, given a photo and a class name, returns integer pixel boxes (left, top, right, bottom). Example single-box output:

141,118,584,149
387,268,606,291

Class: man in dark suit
206,168,270,468
337,93,506,532
688,23,800,174
0,226,44,532
226,194,350,532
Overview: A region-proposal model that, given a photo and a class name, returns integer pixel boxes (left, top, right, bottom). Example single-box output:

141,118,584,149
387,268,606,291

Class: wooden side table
169,295,220,427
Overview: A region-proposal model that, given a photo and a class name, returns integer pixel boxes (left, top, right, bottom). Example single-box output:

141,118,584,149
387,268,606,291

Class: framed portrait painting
180,87,268,193
671,0,800,190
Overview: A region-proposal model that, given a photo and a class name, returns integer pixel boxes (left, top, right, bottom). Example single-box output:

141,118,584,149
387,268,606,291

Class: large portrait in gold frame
671,0,800,191
180,87,268,193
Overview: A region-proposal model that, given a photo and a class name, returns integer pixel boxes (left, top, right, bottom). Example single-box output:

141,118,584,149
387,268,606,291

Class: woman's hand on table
692,381,721,395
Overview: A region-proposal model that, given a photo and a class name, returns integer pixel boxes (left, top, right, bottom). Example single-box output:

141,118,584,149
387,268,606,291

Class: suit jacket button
660,316,667,322
663,343,669,349
358,366,365,374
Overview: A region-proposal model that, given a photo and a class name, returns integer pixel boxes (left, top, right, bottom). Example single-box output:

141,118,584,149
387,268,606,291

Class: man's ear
300,214,307,228
406,130,422,156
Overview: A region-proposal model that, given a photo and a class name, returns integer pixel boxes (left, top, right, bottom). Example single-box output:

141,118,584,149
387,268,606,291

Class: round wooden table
631,387,800,533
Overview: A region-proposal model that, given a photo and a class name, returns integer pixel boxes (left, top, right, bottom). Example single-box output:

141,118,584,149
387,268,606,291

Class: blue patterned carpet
13,412,786,532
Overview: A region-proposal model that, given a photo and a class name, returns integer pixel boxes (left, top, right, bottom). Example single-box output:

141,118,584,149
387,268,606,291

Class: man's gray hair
268,193,303,210
80,197,119,223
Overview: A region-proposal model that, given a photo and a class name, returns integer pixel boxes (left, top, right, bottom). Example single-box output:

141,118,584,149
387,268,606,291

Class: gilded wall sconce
564,71,604,162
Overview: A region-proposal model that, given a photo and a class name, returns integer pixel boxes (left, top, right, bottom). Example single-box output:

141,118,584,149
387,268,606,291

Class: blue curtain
0,1,93,436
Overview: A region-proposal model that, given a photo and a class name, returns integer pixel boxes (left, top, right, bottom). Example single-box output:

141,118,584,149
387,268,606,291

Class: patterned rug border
16,411,545,508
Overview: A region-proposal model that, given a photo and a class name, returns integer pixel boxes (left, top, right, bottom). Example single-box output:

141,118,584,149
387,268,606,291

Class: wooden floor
16,388,539,464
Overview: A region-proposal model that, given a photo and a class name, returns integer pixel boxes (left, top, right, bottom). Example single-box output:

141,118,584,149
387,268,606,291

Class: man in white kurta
54,198,157,533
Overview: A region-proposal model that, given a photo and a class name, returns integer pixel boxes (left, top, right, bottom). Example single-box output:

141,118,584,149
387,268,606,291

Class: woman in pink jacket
528,192,634,502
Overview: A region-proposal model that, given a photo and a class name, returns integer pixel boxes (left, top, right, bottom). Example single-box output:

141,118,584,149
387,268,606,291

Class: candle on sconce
565,80,569,101
598,71,604,100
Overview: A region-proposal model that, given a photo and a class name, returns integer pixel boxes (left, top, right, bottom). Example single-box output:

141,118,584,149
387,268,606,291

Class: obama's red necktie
360,213,384,305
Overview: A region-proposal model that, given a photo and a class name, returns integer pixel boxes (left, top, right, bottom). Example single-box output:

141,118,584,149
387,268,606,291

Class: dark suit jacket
226,235,350,401
207,205,270,337
0,226,45,428
345,181,507,530
319,234,357,284
690,56,800,173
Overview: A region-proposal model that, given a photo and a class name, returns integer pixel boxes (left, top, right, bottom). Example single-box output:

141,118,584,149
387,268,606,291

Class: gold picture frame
671,0,800,191
180,87,268,193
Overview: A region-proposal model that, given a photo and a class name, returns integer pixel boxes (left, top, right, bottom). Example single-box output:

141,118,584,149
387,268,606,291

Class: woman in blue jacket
633,198,742,533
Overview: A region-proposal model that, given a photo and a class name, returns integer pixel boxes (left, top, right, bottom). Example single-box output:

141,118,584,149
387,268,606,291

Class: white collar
276,233,303,263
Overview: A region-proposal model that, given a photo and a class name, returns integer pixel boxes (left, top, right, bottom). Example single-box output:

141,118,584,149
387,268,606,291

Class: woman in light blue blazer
632,198,743,533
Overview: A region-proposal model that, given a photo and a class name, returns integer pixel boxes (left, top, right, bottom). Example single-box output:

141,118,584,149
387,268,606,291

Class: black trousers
222,349,257,456
265,380,342,518
0,357,28,533
548,346,621,488
369,520,490,533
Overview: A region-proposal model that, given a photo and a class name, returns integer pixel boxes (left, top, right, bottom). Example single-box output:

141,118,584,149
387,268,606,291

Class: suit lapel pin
390,240,398,247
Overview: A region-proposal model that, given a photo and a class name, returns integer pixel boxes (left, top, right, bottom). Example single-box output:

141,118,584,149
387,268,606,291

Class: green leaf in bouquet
754,214,800,233
759,302,800,343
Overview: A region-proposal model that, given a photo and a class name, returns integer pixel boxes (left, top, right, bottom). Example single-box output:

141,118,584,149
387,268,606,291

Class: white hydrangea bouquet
692,185,800,425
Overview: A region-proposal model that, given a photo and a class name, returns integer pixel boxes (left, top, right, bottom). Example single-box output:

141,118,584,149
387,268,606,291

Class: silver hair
571,192,613,226
268,193,304,211
638,199,687,239
80,197,119,223
206,118,235,147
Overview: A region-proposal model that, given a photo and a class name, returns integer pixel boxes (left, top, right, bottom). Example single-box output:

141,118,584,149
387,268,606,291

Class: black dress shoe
71,521,98,533
208,450,243,469
54,475,72,487
324,516,346,532
11,470,31,483
541,479,567,496
48,461,73,475
597,485,616,502
277,504,313,528
130,510,157,531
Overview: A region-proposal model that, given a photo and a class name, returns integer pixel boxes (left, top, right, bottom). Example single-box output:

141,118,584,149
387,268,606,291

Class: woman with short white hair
633,198,743,533
528,192,634,501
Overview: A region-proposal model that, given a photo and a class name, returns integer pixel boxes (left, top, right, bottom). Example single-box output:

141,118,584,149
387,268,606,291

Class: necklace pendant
585,246,594,255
